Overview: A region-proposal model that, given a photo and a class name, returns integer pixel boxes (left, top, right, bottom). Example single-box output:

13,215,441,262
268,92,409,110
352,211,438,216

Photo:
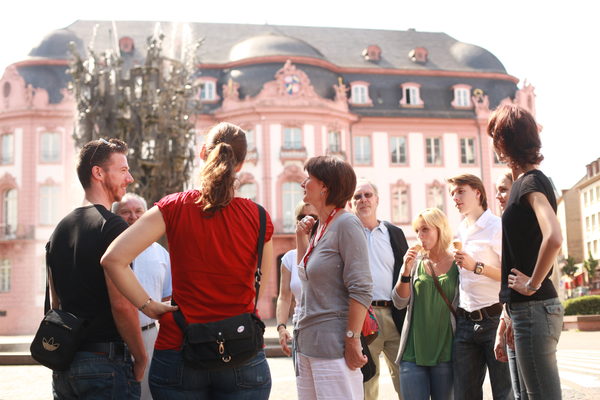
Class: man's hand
454,250,475,271
133,354,147,382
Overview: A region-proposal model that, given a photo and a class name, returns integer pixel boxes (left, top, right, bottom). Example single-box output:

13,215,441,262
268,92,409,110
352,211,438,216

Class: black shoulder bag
30,243,89,371
173,203,267,370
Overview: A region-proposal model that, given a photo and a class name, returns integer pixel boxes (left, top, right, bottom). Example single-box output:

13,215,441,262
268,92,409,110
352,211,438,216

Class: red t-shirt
154,190,273,349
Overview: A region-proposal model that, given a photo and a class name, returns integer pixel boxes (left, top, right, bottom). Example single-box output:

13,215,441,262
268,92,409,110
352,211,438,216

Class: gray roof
60,20,507,74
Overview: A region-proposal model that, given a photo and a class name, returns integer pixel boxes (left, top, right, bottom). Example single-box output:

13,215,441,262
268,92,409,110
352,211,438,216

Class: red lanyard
301,208,342,267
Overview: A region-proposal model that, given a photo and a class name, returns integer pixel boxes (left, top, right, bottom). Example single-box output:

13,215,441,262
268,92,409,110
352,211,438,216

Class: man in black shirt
47,138,144,399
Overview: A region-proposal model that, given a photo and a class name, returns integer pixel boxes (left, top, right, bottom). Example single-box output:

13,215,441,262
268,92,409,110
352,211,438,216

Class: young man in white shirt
448,174,513,400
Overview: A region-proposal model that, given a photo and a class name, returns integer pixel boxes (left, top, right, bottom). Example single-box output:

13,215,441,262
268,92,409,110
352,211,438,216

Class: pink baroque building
0,21,536,334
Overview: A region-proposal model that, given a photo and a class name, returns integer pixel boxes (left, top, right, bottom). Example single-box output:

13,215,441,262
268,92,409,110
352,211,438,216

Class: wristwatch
345,330,360,339
474,261,484,275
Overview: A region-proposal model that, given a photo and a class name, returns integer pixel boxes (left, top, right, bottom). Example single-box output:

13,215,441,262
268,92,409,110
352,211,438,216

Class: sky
1,0,597,190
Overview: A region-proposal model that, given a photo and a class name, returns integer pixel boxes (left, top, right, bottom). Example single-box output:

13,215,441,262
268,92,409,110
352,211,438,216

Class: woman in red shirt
102,122,274,400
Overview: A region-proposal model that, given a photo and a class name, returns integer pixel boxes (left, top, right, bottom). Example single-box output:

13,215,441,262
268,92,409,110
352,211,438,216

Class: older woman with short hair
294,155,372,400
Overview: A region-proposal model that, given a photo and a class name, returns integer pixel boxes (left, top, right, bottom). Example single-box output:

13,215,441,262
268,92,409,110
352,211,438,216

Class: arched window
426,182,445,212
39,185,61,225
282,182,303,232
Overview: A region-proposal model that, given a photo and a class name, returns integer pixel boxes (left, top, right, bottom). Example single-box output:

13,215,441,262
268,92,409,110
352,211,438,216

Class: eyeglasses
297,213,318,221
89,138,111,167
353,192,374,201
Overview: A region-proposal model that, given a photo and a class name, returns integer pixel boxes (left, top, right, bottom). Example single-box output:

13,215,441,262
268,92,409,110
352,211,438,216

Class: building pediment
219,60,348,113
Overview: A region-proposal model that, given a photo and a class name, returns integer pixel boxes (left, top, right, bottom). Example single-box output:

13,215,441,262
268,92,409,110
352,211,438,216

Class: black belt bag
173,203,267,371
180,312,265,370
30,308,88,371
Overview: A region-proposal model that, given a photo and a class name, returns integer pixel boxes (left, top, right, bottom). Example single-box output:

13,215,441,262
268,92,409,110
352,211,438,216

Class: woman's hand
278,327,292,357
296,215,316,236
142,299,178,320
133,353,148,382
344,338,367,370
401,246,420,276
454,250,475,271
508,268,537,296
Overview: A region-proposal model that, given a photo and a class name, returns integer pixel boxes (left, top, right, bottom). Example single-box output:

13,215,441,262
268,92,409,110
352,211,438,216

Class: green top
402,259,458,366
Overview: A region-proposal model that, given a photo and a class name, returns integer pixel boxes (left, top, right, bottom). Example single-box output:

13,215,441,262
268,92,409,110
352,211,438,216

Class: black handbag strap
44,241,52,314
173,203,267,329
424,258,457,319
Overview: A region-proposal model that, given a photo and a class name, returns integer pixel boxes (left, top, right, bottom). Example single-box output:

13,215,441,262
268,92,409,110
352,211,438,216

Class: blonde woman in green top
392,208,459,400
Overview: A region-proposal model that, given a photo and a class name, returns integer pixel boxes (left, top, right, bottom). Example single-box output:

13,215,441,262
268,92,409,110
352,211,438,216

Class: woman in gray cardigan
294,156,373,400
392,208,459,400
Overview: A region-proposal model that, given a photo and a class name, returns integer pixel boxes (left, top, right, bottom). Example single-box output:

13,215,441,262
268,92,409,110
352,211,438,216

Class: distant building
0,21,535,334
558,157,600,294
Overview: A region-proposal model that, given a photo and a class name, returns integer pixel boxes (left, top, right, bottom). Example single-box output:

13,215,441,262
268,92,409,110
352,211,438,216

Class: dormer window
197,77,220,102
409,47,428,63
452,84,472,108
350,81,373,106
362,45,381,62
399,83,424,107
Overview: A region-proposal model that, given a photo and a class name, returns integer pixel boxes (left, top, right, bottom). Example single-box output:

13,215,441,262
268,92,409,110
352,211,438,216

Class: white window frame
40,132,61,163
283,127,302,150
425,137,442,165
350,81,372,105
460,137,476,165
1,133,14,165
390,136,407,165
245,129,256,150
427,183,446,212
282,182,304,233
391,184,410,224
3,189,17,236
0,259,10,292
353,136,372,165
39,185,60,225
452,85,472,108
328,131,341,153
199,79,218,101
400,83,423,107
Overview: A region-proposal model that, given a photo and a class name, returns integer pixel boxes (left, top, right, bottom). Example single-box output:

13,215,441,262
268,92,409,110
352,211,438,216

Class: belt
457,303,503,322
141,322,156,332
79,341,128,358
371,300,393,307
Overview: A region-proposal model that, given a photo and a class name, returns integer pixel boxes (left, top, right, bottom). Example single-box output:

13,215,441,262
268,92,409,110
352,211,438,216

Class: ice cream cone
453,240,462,251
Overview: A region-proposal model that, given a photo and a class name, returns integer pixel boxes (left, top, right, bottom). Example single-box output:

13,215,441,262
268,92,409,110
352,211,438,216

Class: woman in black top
488,104,563,400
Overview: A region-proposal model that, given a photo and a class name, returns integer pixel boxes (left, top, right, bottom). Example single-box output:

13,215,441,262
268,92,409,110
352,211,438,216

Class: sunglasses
297,213,318,221
353,192,374,201
89,138,111,167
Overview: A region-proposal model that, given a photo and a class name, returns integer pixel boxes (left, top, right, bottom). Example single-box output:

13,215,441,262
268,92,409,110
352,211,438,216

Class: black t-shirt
500,169,558,303
47,205,128,344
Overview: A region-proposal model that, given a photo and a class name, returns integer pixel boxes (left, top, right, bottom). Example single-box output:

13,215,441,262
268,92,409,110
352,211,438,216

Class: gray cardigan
296,212,373,358
391,258,459,364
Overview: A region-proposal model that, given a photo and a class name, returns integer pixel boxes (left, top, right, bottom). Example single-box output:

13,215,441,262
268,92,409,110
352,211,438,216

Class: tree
561,256,578,279
583,252,599,288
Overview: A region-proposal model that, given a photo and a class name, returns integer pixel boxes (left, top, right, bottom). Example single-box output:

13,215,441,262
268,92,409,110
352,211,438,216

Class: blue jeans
149,349,271,400
52,348,140,399
453,314,513,399
508,298,563,400
400,361,453,400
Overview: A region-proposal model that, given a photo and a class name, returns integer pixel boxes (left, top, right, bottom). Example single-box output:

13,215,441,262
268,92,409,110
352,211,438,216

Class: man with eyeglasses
46,138,144,399
350,179,408,400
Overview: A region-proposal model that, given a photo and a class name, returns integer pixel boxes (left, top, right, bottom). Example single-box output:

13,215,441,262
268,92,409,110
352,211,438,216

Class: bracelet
525,279,541,292
138,298,152,312
276,323,287,332
400,275,411,283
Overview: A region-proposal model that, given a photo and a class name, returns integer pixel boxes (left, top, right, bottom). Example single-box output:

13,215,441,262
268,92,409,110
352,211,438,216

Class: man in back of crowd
46,138,144,399
113,193,172,400
448,174,513,400
351,179,408,400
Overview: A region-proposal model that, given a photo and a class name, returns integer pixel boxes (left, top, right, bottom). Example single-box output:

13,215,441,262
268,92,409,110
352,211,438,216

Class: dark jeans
453,314,513,400
52,349,140,400
149,349,271,400
508,298,563,400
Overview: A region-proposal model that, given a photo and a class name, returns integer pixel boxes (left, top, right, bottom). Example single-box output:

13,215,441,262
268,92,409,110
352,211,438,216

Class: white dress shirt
457,209,502,312
133,242,172,327
364,221,395,301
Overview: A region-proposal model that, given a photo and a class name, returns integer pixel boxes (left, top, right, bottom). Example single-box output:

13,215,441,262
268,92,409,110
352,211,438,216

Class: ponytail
196,122,247,214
